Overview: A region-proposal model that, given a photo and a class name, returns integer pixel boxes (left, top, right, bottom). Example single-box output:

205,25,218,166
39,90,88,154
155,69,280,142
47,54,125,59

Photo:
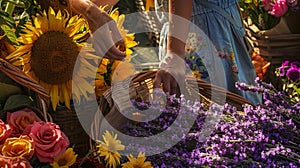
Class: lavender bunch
120,78,299,167
186,80,299,167
190,103,300,167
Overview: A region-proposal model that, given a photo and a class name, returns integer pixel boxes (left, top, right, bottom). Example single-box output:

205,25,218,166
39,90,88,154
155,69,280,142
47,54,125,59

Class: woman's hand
153,51,186,95
69,0,126,60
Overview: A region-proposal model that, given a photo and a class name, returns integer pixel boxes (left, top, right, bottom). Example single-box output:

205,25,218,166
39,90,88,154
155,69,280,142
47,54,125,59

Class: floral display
5,7,98,110
239,0,300,30
1,135,34,159
0,155,32,168
25,121,70,163
121,152,153,168
0,120,12,144
77,130,153,168
116,78,300,167
51,148,78,168
1,0,299,167
96,131,125,168
0,109,76,167
276,60,300,103
7,108,42,137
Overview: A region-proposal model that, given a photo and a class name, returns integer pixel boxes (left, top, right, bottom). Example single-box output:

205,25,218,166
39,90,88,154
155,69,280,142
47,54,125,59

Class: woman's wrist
167,36,186,57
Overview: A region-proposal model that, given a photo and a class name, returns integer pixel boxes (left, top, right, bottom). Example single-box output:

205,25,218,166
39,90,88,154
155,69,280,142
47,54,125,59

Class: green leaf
0,11,15,27
294,87,300,95
244,0,253,3
0,24,18,45
15,12,28,37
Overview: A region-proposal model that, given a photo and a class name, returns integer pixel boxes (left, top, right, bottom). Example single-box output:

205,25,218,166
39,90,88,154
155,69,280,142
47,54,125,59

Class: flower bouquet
0,108,77,167
239,0,300,30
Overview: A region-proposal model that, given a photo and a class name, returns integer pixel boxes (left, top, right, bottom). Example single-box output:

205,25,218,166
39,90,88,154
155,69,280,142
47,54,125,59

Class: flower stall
239,0,300,87
0,0,299,167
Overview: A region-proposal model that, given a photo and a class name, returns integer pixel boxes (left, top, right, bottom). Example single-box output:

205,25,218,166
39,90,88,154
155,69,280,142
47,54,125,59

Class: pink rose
262,0,273,11
0,119,12,144
28,121,69,163
270,0,288,17
7,108,42,137
0,155,32,168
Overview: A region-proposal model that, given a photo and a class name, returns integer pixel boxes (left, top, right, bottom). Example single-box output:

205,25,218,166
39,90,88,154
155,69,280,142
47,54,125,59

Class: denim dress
157,0,262,105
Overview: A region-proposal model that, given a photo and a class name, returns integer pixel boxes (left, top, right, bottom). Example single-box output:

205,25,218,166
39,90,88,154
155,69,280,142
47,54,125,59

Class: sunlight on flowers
51,148,77,168
122,152,153,168
96,130,125,168
6,7,98,110
1,135,34,159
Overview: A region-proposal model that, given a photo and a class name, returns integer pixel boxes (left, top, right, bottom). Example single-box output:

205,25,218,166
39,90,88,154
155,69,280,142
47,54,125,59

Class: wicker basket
90,70,252,141
0,58,50,121
50,103,97,157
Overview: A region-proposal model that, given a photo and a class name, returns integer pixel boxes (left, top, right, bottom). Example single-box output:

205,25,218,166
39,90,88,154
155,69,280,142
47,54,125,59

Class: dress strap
197,1,239,30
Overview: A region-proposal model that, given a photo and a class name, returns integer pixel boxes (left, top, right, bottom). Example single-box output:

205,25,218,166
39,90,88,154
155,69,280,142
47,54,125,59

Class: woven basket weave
0,58,50,121
90,70,252,141
50,103,96,157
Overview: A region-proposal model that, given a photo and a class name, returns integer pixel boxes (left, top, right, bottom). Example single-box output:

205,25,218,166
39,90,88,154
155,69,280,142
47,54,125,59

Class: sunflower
107,8,137,55
121,152,153,168
6,7,98,110
95,7,137,97
96,130,125,168
51,148,77,168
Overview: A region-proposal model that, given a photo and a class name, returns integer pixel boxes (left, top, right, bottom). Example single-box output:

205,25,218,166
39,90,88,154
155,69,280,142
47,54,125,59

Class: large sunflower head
6,7,95,111
96,130,125,168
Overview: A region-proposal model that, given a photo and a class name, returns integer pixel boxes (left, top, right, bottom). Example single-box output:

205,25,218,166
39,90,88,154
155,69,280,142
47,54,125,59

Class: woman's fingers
153,70,179,95
70,0,126,60
104,46,126,60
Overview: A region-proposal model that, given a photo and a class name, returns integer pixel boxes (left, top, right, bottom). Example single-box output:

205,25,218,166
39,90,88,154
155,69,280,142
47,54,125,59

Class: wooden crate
244,17,300,67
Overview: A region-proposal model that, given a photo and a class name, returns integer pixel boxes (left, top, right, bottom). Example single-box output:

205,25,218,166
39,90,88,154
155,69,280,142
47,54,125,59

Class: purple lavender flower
286,67,300,82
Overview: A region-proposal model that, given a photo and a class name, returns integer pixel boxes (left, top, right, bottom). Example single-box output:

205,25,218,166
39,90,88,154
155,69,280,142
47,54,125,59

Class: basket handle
0,58,50,103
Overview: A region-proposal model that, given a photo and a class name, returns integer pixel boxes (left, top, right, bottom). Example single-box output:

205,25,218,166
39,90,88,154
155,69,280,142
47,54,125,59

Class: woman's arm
90,0,119,9
153,0,193,94
167,0,193,57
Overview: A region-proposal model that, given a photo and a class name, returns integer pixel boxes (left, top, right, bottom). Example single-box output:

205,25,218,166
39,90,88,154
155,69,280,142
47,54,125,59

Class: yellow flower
111,60,135,82
95,7,137,97
104,7,137,55
51,148,77,168
6,7,98,110
1,135,34,160
122,152,153,168
97,131,125,168
191,70,201,79
95,79,110,96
